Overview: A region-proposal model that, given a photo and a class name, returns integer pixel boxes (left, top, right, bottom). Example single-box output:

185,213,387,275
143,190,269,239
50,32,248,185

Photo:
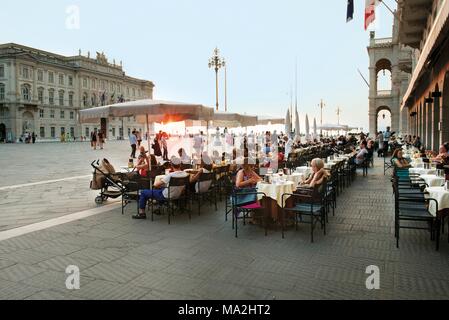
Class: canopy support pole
146,114,151,170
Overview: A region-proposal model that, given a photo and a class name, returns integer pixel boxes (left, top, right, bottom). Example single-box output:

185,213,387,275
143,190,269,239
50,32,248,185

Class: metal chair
281,182,327,243
231,188,268,238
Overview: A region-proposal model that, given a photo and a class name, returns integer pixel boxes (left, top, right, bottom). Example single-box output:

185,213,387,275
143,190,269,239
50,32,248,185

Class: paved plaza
0,142,449,300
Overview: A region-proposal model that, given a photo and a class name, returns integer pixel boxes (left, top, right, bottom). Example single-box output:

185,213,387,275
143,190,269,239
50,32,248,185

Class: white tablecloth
257,181,295,207
420,174,445,187
295,167,312,176
268,173,303,186
425,187,449,217
409,168,437,175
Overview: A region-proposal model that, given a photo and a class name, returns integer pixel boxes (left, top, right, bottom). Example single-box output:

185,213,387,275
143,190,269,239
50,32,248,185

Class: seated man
133,156,189,219
354,141,368,165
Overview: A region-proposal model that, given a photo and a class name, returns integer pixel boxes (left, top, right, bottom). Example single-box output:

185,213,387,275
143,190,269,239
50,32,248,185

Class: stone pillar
369,110,377,136
426,98,433,150
400,107,409,135
432,92,442,149
440,94,449,144
420,103,424,142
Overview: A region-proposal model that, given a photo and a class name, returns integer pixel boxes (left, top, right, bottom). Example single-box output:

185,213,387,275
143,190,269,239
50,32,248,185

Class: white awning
256,116,285,125
79,99,214,123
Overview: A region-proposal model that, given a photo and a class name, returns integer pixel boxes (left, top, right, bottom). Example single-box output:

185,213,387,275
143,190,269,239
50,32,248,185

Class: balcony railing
373,37,393,45
377,90,392,96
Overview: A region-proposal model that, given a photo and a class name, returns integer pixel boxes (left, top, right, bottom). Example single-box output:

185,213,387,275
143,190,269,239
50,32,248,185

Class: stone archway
22,111,34,135
376,106,392,134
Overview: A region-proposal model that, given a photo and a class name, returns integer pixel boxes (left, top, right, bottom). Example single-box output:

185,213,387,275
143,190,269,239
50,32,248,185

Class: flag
347,0,354,22
365,0,376,30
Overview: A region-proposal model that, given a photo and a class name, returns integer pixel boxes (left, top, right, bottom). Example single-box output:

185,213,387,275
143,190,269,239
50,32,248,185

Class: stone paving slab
0,157,449,299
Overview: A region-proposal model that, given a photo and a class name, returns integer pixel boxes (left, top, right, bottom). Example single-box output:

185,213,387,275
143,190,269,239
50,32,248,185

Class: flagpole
295,57,298,134
357,68,370,88
378,0,401,22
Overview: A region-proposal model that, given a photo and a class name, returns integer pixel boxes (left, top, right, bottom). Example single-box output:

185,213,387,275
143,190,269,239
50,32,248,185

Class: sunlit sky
0,0,396,131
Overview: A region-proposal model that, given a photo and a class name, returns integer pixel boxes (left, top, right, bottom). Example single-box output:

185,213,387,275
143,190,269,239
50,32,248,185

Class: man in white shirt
355,141,368,165
284,136,293,160
134,157,189,219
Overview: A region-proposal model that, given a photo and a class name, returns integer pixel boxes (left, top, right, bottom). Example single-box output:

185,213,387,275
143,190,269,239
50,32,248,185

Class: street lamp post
318,99,326,136
336,107,342,125
208,48,225,112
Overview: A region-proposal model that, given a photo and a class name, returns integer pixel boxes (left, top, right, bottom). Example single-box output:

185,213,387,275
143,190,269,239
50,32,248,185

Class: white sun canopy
257,116,285,126
79,99,214,124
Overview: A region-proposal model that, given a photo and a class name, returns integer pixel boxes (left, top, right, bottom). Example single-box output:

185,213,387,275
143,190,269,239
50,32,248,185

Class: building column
420,104,424,143
440,93,449,144
426,98,432,150
400,107,408,136
369,111,377,136
432,92,441,151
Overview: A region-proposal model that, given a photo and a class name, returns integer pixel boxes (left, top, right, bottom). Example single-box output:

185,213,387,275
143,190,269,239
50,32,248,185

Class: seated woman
299,158,330,189
134,146,150,177
235,159,262,189
391,148,411,169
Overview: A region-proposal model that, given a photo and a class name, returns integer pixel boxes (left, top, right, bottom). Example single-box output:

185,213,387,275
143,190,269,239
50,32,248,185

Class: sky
0,0,396,131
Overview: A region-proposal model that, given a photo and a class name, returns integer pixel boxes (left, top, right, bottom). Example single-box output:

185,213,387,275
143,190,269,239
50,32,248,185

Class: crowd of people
122,129,364,219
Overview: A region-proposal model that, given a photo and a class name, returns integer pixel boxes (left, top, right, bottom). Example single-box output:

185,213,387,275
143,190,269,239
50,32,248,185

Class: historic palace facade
0,43,154,142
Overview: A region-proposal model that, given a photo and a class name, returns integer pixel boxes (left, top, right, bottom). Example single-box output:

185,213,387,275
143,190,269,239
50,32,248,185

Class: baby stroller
90,159,141,214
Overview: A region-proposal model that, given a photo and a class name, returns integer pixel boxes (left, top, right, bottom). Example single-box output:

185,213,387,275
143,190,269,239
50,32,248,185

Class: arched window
0,83,5,100
91,93,97,107
21,85,31,101
376,59,392,96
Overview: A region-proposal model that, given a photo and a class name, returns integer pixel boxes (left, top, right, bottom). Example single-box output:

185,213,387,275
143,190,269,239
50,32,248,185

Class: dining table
419,174,445,187
256,180,296,221
425,186,449,217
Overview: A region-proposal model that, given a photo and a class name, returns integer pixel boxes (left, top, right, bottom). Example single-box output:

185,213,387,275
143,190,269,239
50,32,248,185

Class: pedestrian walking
98,130,104,149
129,130,137,158
91,130,97,150
32,132,36,144
136,130,142,148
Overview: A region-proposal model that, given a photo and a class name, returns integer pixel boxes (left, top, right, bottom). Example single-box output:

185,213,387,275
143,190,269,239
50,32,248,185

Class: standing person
152,132,162,158
383,127,391,154
91,130,97,150
160,131,168,161
193,131,204,158
136,130,142,148
129,130,137,158
377,131,384,157
98,130,104,150
32,132,36,144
